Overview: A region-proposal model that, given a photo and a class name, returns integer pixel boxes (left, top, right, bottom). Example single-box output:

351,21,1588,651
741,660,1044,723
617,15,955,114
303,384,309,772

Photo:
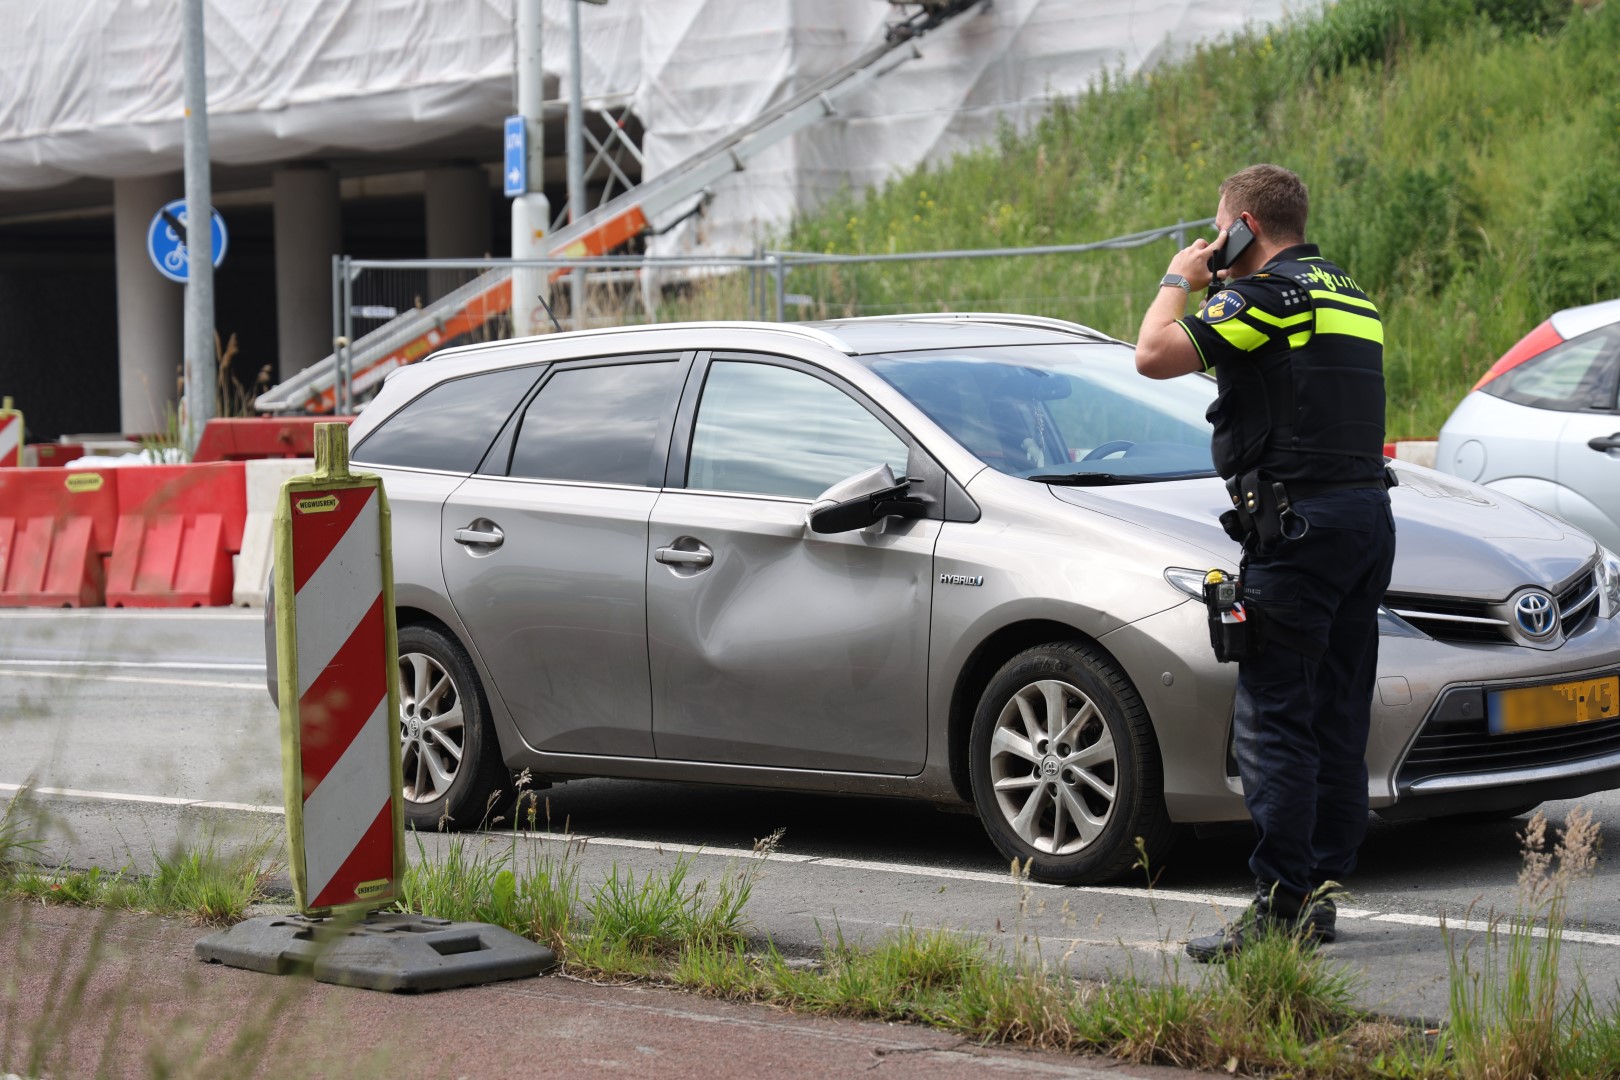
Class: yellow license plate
1488,675,1620,735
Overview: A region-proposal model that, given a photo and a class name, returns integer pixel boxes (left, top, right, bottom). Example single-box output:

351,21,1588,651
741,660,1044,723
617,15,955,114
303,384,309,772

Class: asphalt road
3,609,1619,1022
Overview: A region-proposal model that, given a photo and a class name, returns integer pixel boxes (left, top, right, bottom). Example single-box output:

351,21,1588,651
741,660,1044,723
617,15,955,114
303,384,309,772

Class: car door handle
655,545,712,567
454,525,505,547
1588,433,1620,453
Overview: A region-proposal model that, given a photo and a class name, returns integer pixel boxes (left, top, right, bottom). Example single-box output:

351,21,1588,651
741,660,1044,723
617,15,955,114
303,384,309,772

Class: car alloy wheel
398,651,466,804
394,623,509,830
969,641,1174,884
987,678,1116,855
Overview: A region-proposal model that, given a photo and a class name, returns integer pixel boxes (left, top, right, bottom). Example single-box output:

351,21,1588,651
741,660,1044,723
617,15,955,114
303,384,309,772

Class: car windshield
866,345,1218,483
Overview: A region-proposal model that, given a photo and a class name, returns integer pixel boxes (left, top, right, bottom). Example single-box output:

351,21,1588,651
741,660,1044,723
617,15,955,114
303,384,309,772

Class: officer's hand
1167,229,1224,291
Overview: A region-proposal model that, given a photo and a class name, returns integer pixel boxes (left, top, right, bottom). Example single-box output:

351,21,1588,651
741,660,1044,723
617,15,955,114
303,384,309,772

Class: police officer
1134,164,1397,961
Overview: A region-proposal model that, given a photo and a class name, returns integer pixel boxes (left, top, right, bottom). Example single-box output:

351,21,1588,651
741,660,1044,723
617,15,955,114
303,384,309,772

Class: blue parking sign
147,199,228,284
504,116,528,198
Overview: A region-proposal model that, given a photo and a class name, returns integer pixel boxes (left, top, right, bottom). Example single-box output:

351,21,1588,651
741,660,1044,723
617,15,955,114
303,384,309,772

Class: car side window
1487,324,1620,412
686,360,909,500
352,366,542,472
507,360,682,486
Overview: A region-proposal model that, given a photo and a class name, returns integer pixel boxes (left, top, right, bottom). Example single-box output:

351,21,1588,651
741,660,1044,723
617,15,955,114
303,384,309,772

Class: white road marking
0,658,264,672
0,669,264,691
0,609,262,620
5,784,1619,948
0,784,283,816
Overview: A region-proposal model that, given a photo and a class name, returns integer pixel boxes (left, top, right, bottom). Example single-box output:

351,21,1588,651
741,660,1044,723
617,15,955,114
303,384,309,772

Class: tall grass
1446,807,1609,1079
784,0,1620,436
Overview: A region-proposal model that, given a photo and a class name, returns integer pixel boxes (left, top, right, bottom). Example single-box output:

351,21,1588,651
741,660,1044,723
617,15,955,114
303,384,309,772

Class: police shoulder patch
1199,290,1246,324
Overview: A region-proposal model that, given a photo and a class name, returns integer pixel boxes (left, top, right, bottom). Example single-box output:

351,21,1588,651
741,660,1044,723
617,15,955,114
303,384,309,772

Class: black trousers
1233,486,1397,906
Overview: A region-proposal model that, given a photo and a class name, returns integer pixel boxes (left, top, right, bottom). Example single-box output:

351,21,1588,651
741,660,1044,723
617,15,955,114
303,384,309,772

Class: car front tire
968,641,1174,885
396,623,509,831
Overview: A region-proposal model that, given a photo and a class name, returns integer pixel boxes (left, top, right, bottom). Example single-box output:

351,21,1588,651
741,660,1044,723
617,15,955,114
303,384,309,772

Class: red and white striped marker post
272,422,406,915
0,398,22,469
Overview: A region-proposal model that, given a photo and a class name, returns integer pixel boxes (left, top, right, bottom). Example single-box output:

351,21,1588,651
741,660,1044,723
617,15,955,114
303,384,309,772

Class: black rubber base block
195,912,557,993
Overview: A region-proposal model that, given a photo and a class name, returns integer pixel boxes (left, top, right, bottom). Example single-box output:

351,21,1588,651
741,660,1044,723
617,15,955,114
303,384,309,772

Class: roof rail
417,320,861,368
829,312,1124,345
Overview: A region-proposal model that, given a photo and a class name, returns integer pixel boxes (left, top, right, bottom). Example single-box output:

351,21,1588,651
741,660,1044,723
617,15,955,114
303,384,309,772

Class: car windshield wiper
1027,470,1217,486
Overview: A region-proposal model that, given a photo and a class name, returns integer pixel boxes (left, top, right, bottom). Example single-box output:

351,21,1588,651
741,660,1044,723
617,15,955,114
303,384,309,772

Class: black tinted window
354,366,541,472
1485,324,1620,412
508,361,681,485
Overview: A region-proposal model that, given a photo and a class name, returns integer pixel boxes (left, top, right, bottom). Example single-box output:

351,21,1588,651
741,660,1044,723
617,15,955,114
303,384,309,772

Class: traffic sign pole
511,0,551,338
182,0,216,458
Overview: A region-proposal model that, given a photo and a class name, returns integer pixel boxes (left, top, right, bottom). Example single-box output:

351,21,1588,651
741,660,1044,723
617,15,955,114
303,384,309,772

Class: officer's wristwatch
1159,274,1192,292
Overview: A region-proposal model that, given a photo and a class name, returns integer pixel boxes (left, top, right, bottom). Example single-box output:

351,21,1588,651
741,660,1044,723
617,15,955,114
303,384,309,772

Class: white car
1438,298,1620,551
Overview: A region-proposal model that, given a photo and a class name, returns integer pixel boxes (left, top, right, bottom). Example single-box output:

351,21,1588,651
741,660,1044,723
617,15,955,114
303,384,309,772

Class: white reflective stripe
293,494,382,700
301,694,392,902
0,417,19,464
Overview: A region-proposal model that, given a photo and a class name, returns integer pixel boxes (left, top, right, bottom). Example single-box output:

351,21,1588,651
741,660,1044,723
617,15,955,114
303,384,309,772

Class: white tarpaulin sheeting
0,0,638,189
0,0,1310,250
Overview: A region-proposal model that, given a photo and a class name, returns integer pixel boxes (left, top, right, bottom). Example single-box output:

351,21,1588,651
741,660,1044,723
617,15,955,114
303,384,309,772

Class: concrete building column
114,174,185,435
425,163,492,301
272,164,343,382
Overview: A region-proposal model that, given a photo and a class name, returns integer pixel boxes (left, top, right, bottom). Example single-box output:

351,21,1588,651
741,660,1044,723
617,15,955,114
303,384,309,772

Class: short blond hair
1219,165,1308,242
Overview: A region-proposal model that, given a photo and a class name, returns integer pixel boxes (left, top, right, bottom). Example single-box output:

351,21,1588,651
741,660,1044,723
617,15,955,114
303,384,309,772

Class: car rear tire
968,641,1174,885
396,623,509,832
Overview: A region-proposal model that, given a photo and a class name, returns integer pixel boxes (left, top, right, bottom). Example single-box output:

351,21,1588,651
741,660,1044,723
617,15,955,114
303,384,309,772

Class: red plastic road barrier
193,416,355,463
0,398,22,468
31,444,85,468
105,462,248,607
0,468,118,607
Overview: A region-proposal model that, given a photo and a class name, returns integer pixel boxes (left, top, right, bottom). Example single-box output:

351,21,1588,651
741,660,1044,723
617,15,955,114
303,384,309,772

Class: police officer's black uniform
1178,244,1397,959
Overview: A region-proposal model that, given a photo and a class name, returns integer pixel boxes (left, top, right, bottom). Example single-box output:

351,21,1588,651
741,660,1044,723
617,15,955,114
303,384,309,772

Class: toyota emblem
1513,590,1556,638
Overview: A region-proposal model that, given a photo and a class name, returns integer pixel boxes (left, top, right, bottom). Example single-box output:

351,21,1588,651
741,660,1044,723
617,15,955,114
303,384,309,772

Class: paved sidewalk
1,902,1199,1080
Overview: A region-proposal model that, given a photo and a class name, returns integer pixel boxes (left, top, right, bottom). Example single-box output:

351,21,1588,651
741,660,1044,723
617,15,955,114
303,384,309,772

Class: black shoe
1299,897,1337,944
1185,897,1295,963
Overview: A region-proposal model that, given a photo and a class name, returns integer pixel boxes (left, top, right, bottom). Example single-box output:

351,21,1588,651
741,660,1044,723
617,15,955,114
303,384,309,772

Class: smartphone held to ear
1207,217,1255,276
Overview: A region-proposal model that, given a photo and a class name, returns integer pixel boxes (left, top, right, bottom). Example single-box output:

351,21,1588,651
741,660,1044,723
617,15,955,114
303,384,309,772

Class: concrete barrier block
1395,440,1438,469
234,458,315,606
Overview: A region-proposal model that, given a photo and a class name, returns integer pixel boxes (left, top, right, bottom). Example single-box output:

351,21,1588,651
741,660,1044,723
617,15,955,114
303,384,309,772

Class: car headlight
1598,546,1620,620
1168,566,1429,638
1164,567,1213,600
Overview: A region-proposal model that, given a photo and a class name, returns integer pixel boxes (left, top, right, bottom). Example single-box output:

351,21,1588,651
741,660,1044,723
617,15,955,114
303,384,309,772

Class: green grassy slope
785,0,1620,437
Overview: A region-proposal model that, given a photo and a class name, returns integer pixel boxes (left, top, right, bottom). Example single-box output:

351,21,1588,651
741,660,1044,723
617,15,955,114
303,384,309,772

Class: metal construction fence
325,217,1214,411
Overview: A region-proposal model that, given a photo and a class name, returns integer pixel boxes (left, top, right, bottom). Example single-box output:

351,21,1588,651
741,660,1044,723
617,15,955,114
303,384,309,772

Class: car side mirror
807,463,934,535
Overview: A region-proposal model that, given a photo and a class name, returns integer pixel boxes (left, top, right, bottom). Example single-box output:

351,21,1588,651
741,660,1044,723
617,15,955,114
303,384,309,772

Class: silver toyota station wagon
275,314,1620,885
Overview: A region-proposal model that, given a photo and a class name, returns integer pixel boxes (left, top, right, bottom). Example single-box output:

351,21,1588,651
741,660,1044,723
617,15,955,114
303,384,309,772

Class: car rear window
353,366,543,472
1484,324,1620,412
507,360,683,486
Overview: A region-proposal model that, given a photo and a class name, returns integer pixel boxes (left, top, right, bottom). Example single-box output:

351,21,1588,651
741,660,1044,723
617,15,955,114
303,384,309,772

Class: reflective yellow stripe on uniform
1245,308,1313,329
1315,307,1384,344
1209,315,1269,352
1307,290,1378,312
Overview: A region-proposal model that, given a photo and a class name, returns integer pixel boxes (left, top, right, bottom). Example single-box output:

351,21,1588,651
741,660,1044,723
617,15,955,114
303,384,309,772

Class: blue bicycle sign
147,199,228,284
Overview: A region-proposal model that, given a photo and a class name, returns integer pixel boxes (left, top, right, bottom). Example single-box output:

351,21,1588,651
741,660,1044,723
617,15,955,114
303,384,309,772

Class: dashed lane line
4,784,1617,948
